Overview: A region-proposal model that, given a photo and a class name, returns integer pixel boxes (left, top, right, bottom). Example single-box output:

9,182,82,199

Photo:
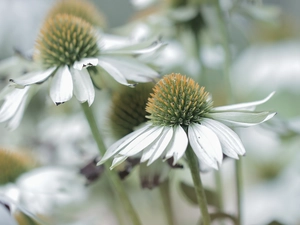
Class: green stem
81,102,142,225
186,146,211,225
235,159,242,225
214,170,224,212
159,179,175,225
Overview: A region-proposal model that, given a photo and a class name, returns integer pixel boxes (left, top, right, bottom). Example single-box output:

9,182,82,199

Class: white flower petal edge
201,118,245,158
144,127,173,165
71,68,95,106
7,95,27,130
213,92,275,111
118,126,164,157
101,39,166,55
164,125,188,164
188,124,223,170
0,87,29,122
98,123,152,164
98,56,159,83
9,67,55,88
50,65,73,105
97,59,136,87
73,58,99,70
208,111,276,127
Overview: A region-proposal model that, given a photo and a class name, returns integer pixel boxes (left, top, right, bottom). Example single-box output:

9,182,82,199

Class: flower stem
81,102,142,225
214,170,224,212
186,146,211,225
235,159,243,225
159,179,175,225
213,0,234,104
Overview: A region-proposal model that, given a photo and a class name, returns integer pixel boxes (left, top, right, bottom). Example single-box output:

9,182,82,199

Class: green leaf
179,182,219,207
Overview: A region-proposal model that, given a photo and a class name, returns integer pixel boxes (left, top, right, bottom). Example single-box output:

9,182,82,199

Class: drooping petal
98,56,159,83
97,58,136,87
118,126,164,157
71,68,95,106
110,155,128,169
73,58,98,70
0,86,29,122
147,127,173,166
6,95,27,130
50,66,73,105
208,111,277,127
164,126,188,164
101,39,166,56
213,92,275,111
188,123,223,170
9,67,55,88
98,123,152,164
201,118,245,158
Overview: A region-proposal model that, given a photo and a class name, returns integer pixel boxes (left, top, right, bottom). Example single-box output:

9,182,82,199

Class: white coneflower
9,14,164,106
99,73,276,170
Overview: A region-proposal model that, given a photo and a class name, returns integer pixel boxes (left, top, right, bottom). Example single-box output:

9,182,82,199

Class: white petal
102,39,166,55
147,127,173,165
208,111,277,127
118,126,164,157
201,118,245,158
98,123,151,164
9,67,55,88
71,68,95,106
0,87,29,122
6,95,27,130
98,56,159,82
213,92,275,111
0,204,18,225
110,155,128,169
50,66,73,105
97,58,136,87
164,126,188,164
188,124,223,170
73,58,99,70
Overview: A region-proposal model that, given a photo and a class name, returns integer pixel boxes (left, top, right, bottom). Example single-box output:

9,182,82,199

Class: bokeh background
1,0,300,225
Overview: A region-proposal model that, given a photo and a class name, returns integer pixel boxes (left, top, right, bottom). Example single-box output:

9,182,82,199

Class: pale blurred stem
159,179,175,225
235,159,243,225
186,146,211,225
213,0,234,104
214,170,224,212
213,0,242,224
81,102,142,225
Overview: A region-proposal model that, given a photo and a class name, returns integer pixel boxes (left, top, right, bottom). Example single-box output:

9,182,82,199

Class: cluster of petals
98,92,276,170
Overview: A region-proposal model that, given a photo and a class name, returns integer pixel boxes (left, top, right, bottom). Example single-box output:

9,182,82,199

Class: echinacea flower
9,14,164,106
99,73,276,170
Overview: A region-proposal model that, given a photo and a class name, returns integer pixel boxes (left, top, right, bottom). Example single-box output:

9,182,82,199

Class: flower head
46,0,106,28
0,148,34,185
99,73,276,170
109,82,154,138
35,14,99,69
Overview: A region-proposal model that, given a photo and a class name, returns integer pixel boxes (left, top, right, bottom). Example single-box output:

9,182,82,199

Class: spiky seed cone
146,73,213,126
46,0,106,28
109,83,155,139
34,14,99,68
0,148,33,185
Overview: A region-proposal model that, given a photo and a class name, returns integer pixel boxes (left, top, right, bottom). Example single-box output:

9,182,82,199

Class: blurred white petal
50,66,73,105
73,58,98,70
72,68,95,106
9,67,55,88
